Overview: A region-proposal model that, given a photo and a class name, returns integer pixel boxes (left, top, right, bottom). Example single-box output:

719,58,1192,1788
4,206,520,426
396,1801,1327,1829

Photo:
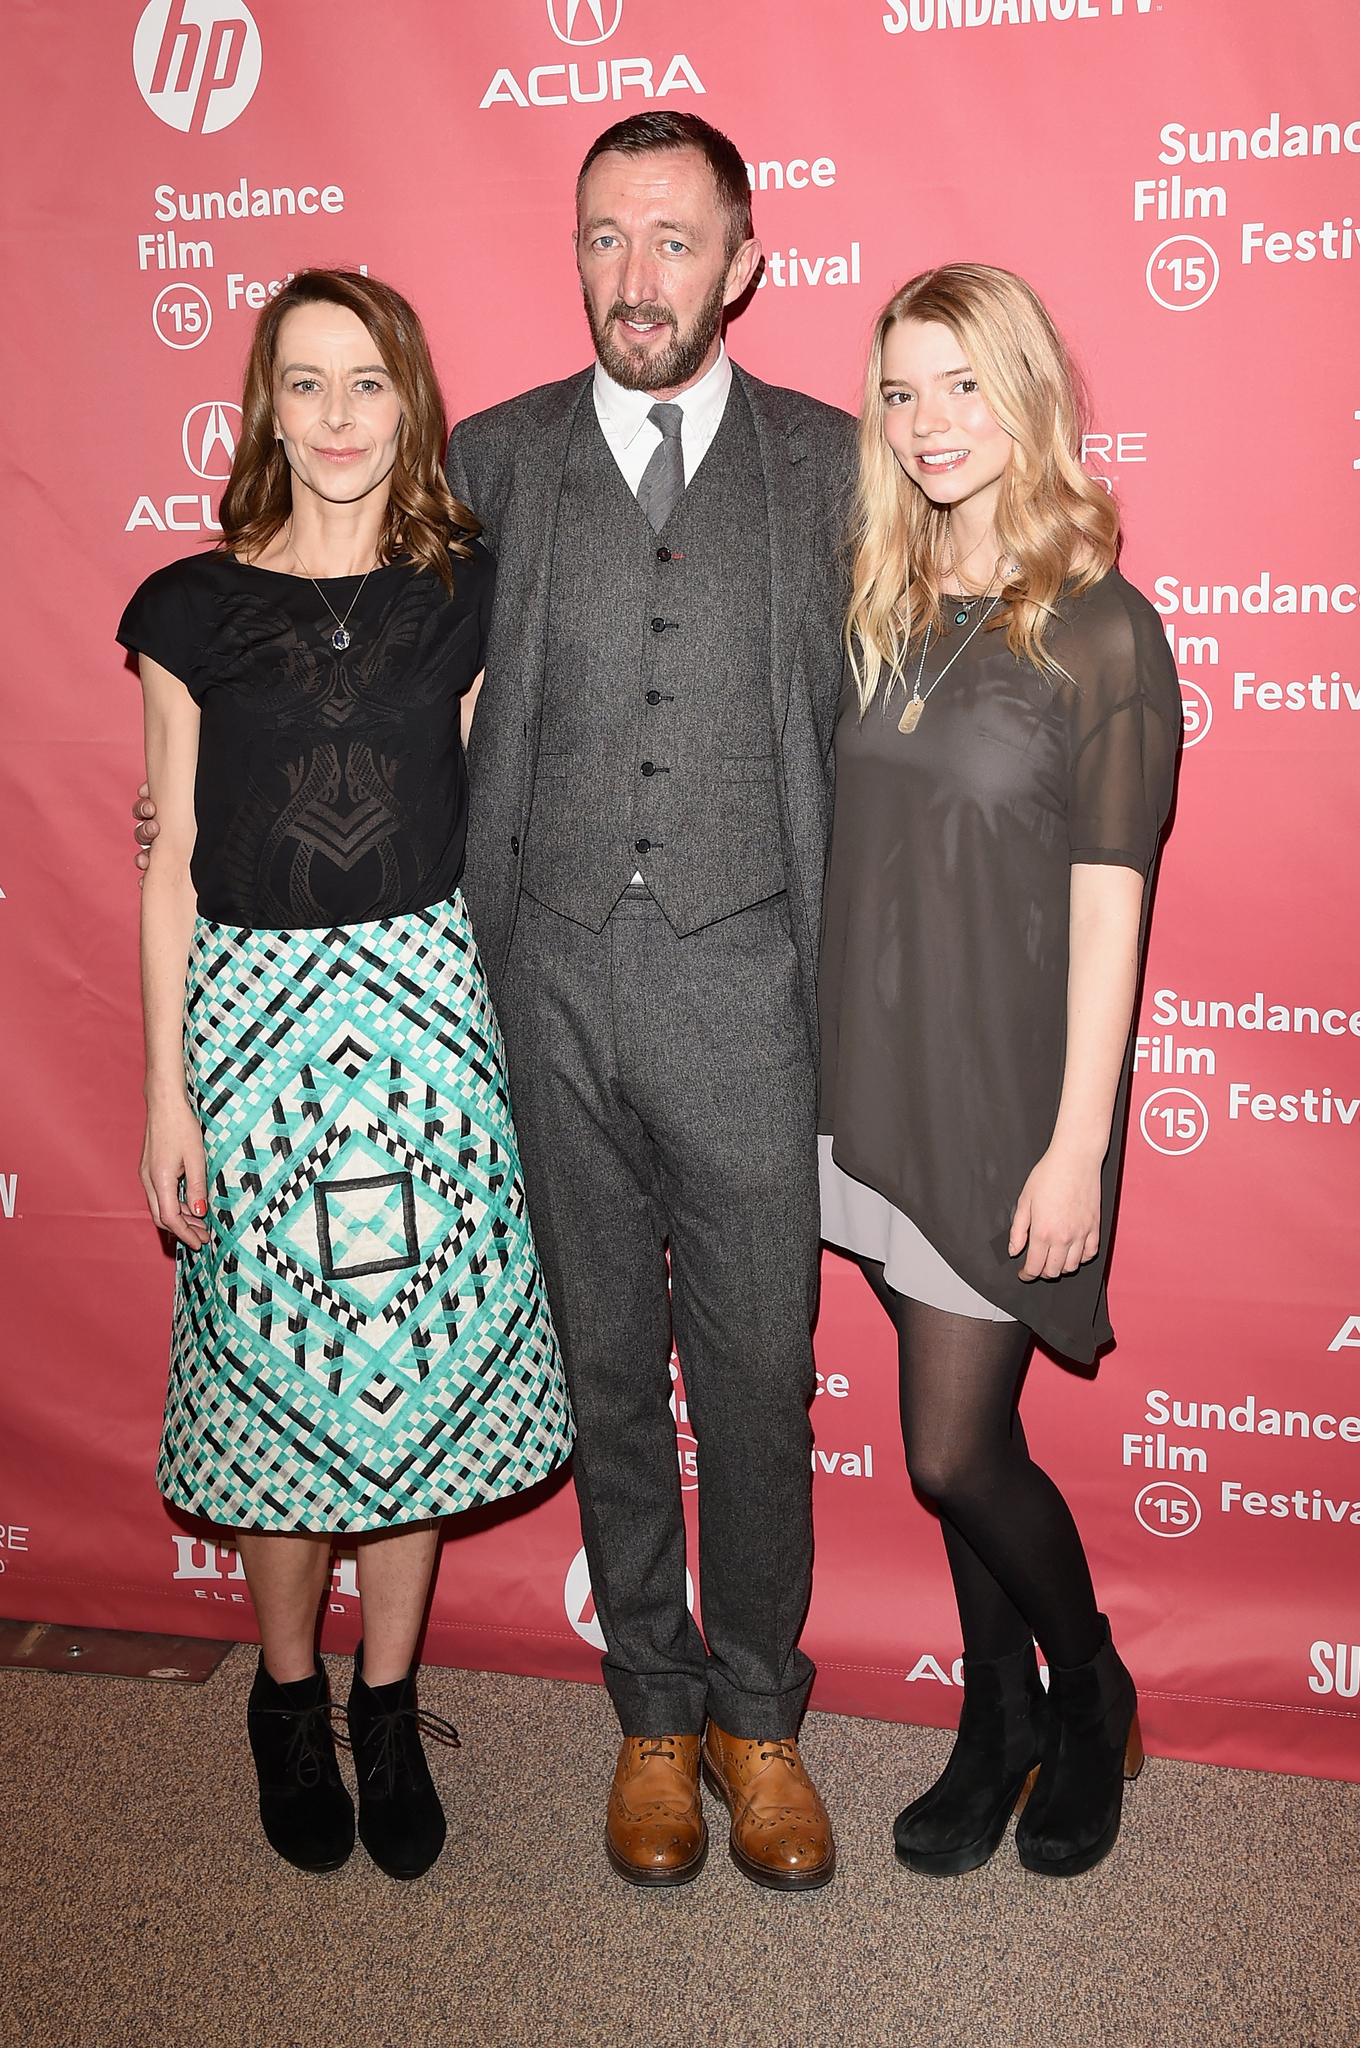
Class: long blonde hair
846,264,1118,709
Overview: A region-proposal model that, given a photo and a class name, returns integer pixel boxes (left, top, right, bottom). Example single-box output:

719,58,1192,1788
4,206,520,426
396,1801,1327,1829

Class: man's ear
724,237,763,309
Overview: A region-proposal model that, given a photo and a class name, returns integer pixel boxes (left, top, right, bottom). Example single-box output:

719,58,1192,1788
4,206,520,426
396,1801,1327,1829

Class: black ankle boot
246,1655,355,1873
1014,1616,1143,1877
893,1641,1048,1875
347,1643,459,1880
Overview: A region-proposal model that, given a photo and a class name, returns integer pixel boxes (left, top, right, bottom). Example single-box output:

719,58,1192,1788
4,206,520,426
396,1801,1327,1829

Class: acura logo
547,0,623,45
564,1546,694,1650
182,401,242,480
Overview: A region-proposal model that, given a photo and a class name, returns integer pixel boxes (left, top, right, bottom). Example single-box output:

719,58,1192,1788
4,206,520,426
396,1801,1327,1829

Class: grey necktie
635,402,685,533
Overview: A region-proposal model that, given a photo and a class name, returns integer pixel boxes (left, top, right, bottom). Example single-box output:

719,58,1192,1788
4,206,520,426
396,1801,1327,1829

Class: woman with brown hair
818,265,1180,1877
118,271,572,1879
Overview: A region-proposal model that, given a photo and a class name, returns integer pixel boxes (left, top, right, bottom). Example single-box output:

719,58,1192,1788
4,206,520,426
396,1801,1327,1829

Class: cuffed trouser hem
605,1665,815,1741
704,1671,814,1742
605,1668,708,1739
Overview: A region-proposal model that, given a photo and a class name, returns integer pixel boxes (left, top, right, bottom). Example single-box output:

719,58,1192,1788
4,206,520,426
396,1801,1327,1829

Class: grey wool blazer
445,362,856,1037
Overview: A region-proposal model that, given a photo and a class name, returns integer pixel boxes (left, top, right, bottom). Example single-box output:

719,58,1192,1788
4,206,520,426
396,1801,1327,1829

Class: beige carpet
2,1647,1356,2048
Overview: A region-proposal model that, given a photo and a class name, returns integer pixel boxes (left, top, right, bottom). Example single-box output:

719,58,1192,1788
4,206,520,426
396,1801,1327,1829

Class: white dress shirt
592,343,733,495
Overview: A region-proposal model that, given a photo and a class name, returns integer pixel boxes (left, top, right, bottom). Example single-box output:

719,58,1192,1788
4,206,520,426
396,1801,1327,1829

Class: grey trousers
497,887,821,1737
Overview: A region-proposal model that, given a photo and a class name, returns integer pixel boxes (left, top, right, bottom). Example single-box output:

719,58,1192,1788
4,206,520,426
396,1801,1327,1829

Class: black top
817,571,1181,1362
118,546,493,930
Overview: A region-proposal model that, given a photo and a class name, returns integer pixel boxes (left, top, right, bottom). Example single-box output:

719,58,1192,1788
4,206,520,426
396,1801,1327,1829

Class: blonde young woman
120,271,571,1879
818,265,1180,1878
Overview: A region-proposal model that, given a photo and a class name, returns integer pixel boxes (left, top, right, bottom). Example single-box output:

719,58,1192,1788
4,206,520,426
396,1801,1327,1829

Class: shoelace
637,1736,681,1764
723,1738,808,1832
254,1700,344,1787
756,1739,801,1771
351,1705,461,1797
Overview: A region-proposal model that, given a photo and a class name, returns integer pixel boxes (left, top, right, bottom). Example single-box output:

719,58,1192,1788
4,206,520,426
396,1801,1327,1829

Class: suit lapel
493,373,591,729
738,367,818,738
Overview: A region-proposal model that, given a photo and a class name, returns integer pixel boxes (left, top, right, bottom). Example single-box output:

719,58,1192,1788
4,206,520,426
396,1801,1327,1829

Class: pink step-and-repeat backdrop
3,0,1358,1779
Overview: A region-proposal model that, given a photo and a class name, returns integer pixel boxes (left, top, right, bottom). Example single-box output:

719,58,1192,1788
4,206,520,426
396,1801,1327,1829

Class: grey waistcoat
520,378,785,935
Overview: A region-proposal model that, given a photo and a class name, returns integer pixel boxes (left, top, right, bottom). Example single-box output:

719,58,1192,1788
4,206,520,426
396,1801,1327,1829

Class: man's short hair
576,112,754,258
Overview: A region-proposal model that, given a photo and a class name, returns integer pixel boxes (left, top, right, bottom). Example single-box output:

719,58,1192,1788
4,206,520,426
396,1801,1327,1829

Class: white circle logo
547,0,622,43
1179,679,1213,748
564,1546,694,1649
677,1433,698,1492
1135,1481,1202,1538
153,283,212,350
1146,235,1220,312
133,0,262,135
182,401,242,479
1140,1087,1209,1156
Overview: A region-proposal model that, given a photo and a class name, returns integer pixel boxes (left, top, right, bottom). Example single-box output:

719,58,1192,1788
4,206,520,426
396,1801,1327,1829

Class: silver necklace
943,508,995,623
287,523,375,652
898,568,1003,734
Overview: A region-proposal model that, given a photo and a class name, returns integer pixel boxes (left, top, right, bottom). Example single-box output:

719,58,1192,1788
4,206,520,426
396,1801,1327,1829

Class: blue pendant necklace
287,521,374,652
897,576,1002,734
897,516,1013,734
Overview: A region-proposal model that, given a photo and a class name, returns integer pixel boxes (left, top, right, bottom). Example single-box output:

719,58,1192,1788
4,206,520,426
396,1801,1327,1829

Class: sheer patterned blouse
118,545,493,931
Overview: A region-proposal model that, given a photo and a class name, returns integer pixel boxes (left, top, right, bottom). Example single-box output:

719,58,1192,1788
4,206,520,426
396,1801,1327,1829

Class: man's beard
586,273,728,392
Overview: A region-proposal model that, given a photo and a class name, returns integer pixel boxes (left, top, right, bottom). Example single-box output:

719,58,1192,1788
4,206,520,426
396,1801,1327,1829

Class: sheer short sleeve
117,557,210,696
1060,575,1181,874
470,538,495,675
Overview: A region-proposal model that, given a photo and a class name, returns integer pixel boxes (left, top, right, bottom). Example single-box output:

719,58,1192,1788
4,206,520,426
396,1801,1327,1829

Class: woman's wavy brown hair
846,264,1118,709
218,269,477,590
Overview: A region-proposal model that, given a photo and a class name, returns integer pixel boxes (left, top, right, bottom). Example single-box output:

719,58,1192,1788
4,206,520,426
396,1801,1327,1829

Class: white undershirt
593,346,734,883
591,343,733,494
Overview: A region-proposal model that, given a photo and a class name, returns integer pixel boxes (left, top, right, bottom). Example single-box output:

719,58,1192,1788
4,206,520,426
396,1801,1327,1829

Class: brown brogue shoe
702,1724,836,1891
604,1734,708,1887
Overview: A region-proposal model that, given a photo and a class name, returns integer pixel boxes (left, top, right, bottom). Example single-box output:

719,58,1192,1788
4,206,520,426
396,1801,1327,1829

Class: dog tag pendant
898,695,924,734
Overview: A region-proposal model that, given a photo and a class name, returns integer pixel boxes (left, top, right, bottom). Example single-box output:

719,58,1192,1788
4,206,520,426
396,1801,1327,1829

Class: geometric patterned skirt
159,893,574,1533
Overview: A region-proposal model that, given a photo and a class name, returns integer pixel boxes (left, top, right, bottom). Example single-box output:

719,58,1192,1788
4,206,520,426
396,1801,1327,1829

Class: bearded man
443,110,854,1893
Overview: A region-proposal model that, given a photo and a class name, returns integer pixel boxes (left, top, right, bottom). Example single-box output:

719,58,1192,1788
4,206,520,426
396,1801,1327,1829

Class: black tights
858,1259,1103,1670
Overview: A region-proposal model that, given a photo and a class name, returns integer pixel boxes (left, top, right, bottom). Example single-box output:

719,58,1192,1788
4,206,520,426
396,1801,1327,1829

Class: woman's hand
1010,865,1145,1285
1008,1145,1103,1281
133,781,159,875
140,1094,211,1251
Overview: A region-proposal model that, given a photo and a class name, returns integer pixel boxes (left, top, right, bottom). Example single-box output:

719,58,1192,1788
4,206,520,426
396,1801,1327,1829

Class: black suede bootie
893,1641,1048,1874
347,1643,459,1880
1014,1616,1143,1877
246,1654,354,1873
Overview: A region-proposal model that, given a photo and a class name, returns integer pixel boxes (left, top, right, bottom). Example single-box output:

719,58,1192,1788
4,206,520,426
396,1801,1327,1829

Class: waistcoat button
635,839,651,855
510,835,519,856
650,617,667,633
656,548,671,562
645,690,661,705
641,761,655,776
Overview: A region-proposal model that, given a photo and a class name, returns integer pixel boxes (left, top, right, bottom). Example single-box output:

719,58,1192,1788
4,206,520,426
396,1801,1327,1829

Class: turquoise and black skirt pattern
160,894,573,1532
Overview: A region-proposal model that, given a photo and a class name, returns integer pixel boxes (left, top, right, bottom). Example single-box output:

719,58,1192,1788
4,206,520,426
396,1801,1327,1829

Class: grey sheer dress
817,571,1181,1362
